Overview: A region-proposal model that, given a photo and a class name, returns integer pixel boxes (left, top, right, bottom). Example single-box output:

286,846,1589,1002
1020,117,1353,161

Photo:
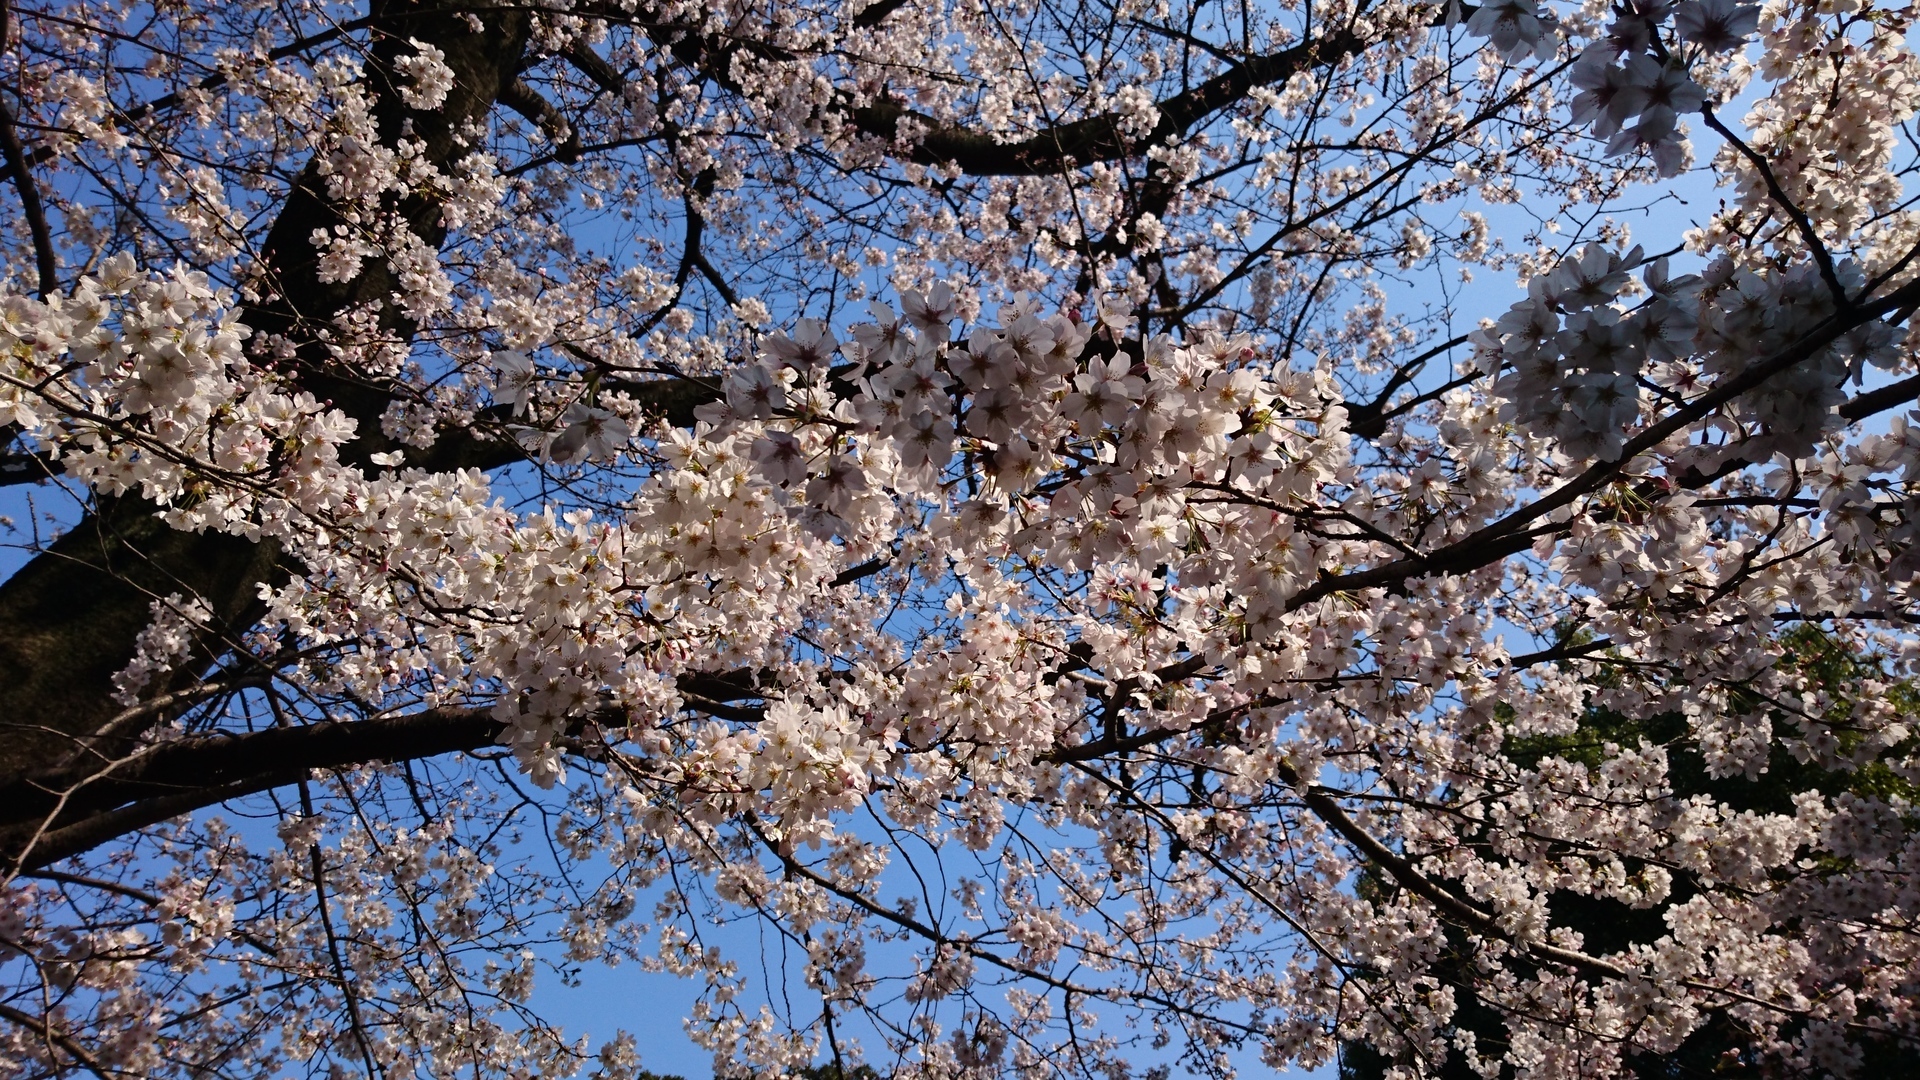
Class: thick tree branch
1840,371,1920,421
601,1,1405,177
0,659,813,869
845,19,1382,174
0,707,506,871
500,75,579,160
561,42,628,95
849,0,910,28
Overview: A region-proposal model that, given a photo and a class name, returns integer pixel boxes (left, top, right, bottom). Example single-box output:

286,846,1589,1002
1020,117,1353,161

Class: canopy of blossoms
0,0,1916,1076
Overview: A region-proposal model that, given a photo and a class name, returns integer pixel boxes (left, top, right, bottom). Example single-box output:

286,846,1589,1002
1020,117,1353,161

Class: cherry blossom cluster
8,269,1920,1079
5,0,1920,1076
1478,242,1904,462
1569,0,1743,176
1,290,1914,1078
0,259,358,519
1704,0,1920,259
1480,243,1687,459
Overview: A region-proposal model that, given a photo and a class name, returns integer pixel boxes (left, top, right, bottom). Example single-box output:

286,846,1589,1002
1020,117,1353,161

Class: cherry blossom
0,0,1917,1077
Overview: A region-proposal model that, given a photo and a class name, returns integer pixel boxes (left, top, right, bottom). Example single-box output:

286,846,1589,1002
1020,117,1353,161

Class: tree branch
1840,371,1920,422
500,76,579,161
1289,276,1920,612
0,0,58,297
0,1002,115,1080
0,16,377,189
1271,759,1629,980
0,707,504,871
602,1,1409,177
1345,332,1473,439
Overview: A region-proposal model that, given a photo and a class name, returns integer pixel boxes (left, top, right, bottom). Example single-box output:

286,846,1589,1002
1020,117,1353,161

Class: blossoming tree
0,0,1917,1074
